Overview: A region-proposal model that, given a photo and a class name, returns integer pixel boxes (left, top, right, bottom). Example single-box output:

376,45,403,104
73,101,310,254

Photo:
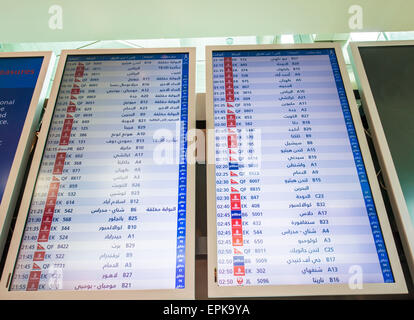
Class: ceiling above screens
1,32,414,93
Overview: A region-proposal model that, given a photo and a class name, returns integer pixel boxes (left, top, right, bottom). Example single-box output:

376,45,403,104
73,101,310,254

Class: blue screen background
0,57,43,203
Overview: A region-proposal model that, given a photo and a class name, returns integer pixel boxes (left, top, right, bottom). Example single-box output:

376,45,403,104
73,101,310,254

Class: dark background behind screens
359,46,414,226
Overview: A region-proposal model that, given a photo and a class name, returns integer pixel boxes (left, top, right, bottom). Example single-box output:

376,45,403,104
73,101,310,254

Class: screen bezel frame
205,43,407,298
349,40,414,285
0,47,196,300
0,51,54,260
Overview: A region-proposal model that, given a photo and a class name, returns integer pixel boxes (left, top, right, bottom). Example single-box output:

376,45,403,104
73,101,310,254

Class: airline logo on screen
0,69,35,76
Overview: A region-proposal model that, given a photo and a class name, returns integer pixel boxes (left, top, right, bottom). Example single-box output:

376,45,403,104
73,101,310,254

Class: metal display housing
349,40,414,284
205,43,407,298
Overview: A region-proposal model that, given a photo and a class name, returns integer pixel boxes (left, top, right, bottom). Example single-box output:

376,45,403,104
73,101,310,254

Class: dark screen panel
359,46,414,225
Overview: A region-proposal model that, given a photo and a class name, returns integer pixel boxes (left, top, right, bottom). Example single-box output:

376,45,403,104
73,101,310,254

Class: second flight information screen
10,52,189,291
212,49,393,287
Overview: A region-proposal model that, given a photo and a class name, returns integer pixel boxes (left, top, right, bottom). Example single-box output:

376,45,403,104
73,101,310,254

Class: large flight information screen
0,57,44,204
211,49,394,287
10,52,189,292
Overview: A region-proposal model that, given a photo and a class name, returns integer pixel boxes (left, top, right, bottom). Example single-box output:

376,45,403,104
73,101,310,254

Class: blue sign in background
0,57,43,203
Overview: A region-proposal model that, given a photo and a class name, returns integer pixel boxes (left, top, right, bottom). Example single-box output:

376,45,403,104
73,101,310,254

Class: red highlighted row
59,116,73,146
38,180,60,243
53,152,66,175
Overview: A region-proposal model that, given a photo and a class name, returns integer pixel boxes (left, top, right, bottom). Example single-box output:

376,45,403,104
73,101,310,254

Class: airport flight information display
10,53,189,291
0,57,44,203
212,49,394,287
